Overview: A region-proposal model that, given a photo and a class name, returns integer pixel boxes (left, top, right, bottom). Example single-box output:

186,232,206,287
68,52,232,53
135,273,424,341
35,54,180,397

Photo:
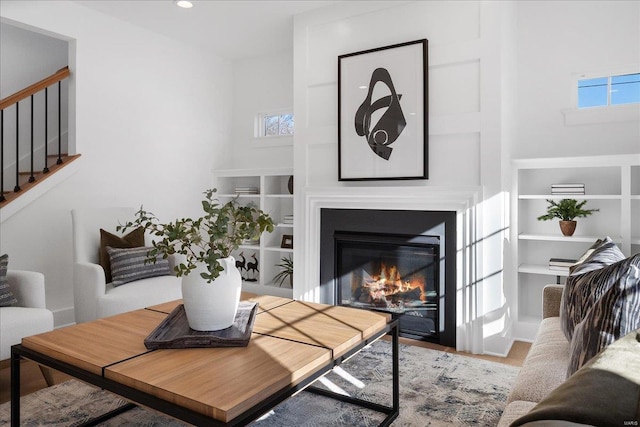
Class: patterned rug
0,340,519,426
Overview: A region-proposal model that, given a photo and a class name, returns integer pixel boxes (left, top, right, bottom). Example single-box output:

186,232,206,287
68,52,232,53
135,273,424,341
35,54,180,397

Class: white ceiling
74,0,339,61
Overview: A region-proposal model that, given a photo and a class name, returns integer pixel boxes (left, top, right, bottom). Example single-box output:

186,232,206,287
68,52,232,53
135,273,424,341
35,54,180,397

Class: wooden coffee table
11,294,399,426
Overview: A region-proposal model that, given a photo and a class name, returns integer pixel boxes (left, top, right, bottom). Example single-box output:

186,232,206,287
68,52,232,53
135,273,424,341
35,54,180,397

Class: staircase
0,153,80,208
0,66,78,211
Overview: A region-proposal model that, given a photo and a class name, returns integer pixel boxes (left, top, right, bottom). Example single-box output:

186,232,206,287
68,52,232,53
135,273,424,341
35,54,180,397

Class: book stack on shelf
551,183,585,195
282,214,294,225
235,187,259,195
548,258,577,273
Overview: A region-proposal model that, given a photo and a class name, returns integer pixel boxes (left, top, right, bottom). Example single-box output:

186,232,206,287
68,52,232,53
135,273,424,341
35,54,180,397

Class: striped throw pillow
0,254,18,307
567,261,640,376
106,246,171,287
560,237,626,340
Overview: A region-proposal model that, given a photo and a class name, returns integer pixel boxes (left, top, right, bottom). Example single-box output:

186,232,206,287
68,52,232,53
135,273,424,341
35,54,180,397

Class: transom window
578,73,640,108
256,112,294,137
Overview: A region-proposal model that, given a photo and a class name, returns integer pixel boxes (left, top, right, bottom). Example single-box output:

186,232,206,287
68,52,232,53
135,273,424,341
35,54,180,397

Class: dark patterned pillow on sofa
567,261,640,376
106,246,171,287
99,227,145,283
0,253,18,307
560,237,625,340
570,236,624,276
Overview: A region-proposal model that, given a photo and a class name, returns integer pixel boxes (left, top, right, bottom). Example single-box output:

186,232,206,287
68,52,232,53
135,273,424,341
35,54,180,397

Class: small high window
578,73,640,108
256,112,294,137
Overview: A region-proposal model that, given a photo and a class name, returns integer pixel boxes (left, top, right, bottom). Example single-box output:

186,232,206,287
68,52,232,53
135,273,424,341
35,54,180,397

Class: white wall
514,0,640,158
293,1,512,354
294,1,491,190
0,23,70,184
0,1,233,325
291,0,639,354
0,23,68,97
229,51,294,170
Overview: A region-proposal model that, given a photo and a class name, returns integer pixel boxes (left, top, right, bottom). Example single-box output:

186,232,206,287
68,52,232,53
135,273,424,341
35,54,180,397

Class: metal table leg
11,345,21,427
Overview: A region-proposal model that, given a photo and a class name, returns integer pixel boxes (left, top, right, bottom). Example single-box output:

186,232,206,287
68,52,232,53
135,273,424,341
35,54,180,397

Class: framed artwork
281,235,293,249
338,39,428,181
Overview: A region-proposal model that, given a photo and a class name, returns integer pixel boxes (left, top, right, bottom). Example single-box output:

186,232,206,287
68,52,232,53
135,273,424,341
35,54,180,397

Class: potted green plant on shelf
537,198,598,237
272,256,293,288
118,188,274,331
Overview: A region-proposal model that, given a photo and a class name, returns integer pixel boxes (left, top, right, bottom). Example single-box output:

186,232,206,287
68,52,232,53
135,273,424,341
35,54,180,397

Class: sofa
0,268,54,361
497,284,574,425
71,207,182,323
498,237,640,426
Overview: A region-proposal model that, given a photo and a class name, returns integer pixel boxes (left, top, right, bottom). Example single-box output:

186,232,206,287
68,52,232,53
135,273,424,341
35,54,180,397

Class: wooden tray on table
144,301,258,349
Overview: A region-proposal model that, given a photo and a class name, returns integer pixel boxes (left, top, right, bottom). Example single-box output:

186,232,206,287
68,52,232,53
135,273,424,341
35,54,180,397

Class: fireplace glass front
335,232,439,340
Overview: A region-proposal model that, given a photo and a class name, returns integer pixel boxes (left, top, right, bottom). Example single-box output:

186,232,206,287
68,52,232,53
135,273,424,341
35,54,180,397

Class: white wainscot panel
430,60,480,115
428,133,480,186
307,143,339,187
307,83,337,128
306,1,480,83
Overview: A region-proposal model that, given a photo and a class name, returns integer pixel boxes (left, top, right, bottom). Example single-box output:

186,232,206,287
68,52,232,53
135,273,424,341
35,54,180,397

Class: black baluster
14,102,20,192
57,81,62,165
29,95,35,183
0,109,5,202
43,87,49,173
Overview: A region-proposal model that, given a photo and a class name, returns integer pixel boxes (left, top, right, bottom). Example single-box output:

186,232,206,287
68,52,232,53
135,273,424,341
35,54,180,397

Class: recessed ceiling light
175,0,193,8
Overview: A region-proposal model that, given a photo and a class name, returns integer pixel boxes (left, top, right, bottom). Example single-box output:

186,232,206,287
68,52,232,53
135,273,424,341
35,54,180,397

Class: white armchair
71,207,182,323
0,270,53,361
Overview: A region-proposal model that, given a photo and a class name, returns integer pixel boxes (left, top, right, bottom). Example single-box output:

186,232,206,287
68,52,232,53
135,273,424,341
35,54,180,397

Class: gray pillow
106,246,171,287
0,254,18,307
560,237,625,341
567,260,640,376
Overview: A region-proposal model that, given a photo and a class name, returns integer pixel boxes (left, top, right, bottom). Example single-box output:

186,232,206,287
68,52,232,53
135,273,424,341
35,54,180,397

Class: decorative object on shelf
548,258,577,268
282,214,294,225
287,175,294,194
235,187,259,195
273,256,293,288
548,258,577,272
551,183,585,195
235,252,246,275
338,39,428,181
118,189,274,331
537,199,599,237
244,253,259,282
281,234,293,249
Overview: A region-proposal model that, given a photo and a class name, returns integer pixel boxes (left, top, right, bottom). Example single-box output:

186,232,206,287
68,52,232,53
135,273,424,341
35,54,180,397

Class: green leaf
119,188,275,281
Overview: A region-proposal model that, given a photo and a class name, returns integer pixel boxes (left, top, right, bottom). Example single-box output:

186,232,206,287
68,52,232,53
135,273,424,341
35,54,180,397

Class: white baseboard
482,337,515,358
53,306,76,328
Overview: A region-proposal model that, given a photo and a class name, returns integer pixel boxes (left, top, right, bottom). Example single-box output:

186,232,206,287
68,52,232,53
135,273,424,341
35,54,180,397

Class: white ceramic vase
181,256,242,331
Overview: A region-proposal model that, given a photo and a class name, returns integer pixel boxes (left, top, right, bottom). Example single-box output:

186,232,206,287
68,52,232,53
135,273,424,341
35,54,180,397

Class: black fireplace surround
320,208,456,347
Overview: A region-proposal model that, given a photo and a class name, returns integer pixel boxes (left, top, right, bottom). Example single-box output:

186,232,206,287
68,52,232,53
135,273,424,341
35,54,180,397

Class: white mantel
294,185,485,353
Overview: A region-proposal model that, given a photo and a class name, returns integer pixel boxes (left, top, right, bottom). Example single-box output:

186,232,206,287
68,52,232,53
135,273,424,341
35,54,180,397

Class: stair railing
0,66,70,202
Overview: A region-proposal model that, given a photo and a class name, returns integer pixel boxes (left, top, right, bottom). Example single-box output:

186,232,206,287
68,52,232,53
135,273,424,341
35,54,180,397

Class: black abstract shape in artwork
354,67,406,161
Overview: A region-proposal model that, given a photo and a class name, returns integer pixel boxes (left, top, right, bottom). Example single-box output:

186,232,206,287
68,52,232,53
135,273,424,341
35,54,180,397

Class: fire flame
361,263,426,302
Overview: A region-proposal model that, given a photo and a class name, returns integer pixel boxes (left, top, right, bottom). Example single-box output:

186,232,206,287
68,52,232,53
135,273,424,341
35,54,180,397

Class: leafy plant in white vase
118,189,274,331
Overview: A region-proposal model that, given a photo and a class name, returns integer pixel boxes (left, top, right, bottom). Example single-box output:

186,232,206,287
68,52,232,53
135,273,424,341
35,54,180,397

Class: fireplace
320,208,456,347
336,232,440,340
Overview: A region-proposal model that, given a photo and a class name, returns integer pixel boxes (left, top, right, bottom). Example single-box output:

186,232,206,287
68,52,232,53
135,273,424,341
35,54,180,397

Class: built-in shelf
518,194,622,200
512,154,640,339
518,263,569,276
213,168,294,299
518,233,623,243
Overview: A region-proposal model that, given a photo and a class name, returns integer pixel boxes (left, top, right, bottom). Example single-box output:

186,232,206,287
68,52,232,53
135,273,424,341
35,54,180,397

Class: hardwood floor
0,340,530,405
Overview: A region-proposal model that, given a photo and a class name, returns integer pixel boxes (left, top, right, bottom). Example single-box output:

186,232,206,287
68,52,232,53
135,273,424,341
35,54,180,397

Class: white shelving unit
511,154,640,336
212,168,294,299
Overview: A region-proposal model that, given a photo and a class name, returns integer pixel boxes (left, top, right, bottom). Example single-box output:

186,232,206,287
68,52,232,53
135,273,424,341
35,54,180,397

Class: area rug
0,340,519,426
